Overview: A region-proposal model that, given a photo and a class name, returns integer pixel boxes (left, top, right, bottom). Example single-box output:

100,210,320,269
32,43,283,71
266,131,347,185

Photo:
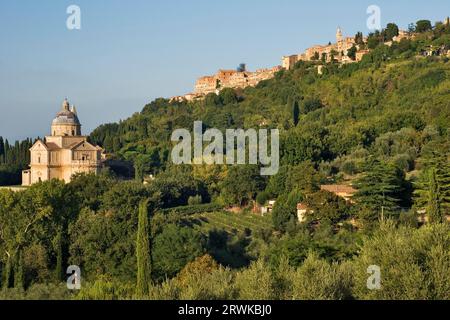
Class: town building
320,184,357,202
192,66,282,96
297,203,312,223
171,66,282,101
282,27,366,69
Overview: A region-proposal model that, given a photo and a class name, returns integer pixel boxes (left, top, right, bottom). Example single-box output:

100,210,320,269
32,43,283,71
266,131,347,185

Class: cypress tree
55,231,64,282
414,143,450,214
136,199,151,298
292,101,300,126
0,136,4,163
427,168,443,223
3,255,12,289
4,139,9,164
14,250,24,290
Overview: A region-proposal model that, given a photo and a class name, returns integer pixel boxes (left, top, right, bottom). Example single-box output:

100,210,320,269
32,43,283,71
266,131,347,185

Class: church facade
22,99,104,186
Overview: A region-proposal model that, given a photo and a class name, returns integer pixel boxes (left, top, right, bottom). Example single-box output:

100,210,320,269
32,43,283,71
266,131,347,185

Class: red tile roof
320,185,357,195
297,203,309,210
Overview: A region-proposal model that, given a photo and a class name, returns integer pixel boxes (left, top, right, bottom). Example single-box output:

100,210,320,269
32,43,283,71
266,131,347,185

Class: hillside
0,19,449,300
90,25,450,182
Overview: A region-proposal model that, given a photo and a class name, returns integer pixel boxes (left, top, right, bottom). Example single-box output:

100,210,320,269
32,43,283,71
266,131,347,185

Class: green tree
220,165,266,206
152,224,205,280
14,249,24,289
292,100,300,126
54,230,63,282
219,88,238,105
354,160,405,220
136,200,152,298
0,180,72,288
305,191,350,223
353,221,450,299
427,168,443,223
354,31,364,45
272,189,303,231
330,49,338,61
384,23,399,41
235,260,276,299
414,140,450,216
347,45,357,61
256,191,270,206
134,154,153,182
69,182,153,281
292,252,353,300
367,31,382,49
415,20,432,33
0,137,4,163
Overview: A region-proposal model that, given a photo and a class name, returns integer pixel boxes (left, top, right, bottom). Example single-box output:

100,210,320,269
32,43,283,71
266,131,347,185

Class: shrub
292,252,353,300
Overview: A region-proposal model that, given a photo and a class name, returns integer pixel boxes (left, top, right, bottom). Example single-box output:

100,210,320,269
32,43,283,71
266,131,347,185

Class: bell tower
336,27,343,43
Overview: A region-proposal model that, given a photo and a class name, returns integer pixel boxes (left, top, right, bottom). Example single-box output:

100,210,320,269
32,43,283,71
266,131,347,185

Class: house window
72,130,75,136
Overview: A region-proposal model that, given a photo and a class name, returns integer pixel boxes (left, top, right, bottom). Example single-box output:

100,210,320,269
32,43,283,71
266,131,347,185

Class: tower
336,27,343,43
336,27,343,53
51,98,81,136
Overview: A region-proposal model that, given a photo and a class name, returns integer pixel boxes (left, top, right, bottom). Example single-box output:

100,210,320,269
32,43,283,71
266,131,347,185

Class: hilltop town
171,18,450,103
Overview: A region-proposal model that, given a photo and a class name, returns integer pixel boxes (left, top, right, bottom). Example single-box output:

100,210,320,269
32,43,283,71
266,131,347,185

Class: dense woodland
0,20,449,300
0,137,32,186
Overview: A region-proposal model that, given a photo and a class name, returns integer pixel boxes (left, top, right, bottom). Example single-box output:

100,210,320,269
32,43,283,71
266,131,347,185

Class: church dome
52,110,80,125
52,99,80,126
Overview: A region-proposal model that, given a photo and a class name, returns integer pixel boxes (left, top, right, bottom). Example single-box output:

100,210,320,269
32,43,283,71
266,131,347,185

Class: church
22,99,104,186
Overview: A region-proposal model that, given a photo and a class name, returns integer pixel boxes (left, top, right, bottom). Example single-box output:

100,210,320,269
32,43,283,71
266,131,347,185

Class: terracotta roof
320,185,357,194
297,203,309,210
68,140,98,150
45,142,61,150
30,139,49,151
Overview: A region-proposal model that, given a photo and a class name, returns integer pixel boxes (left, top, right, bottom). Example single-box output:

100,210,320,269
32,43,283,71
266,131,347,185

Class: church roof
45,142,62,150
52,99,81,126
68,140,103,151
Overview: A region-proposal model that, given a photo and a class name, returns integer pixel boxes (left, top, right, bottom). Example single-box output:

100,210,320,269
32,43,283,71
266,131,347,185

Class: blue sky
0,0,448,141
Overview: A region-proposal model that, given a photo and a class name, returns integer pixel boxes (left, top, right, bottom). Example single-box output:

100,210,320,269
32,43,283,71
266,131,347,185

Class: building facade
170,66,282,101
22,99,104,185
